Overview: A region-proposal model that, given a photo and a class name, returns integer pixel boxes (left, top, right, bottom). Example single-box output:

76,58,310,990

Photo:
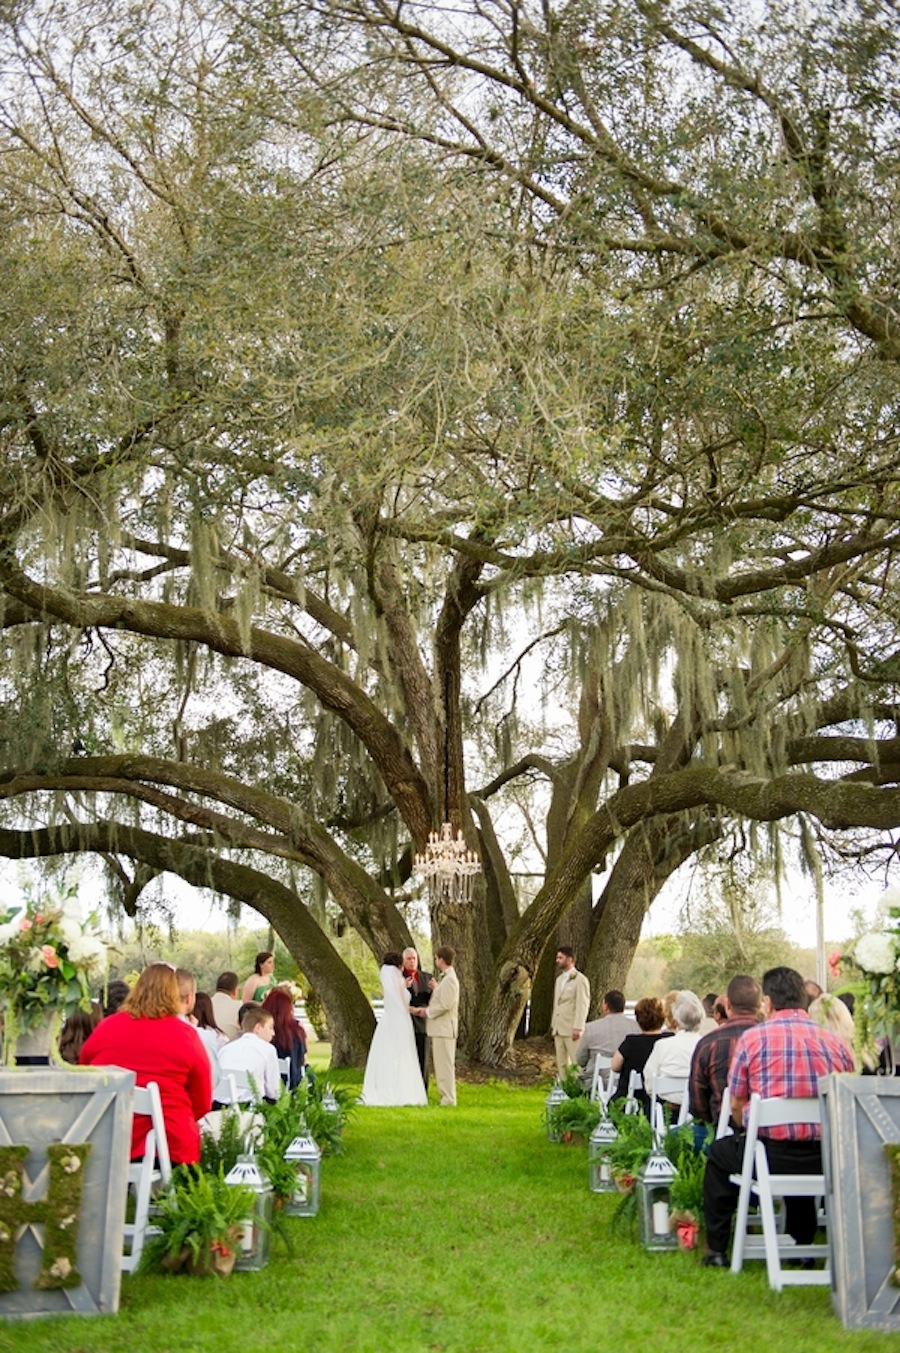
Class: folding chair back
730,1093,829,1291
649,1075,691,1134
589,1055,614,1105
623,1069,644,1115
715,1086,733,1139
122,1081,171,1273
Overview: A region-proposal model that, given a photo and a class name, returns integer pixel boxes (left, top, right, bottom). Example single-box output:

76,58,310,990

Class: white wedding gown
360,964,428,1106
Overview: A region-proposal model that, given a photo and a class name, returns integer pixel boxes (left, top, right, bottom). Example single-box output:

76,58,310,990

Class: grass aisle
0,1076,896,1353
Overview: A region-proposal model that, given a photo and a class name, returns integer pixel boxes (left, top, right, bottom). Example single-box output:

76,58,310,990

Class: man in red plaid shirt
702,966,855,1267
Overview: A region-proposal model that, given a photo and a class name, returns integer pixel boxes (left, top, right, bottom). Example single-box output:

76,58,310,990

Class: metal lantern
225,1154,273,1270
637,1146,679,1251
283,1132,322,1217
544,1082,567,1142
322,1085,339,1115
588,1116,619,1193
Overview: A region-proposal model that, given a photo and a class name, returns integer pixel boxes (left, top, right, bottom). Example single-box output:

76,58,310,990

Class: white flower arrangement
0,893,109,1064
853,930,899,976
839,887,900,1061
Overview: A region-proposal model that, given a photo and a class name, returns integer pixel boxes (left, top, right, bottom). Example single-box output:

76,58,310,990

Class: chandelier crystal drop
413,822,481,904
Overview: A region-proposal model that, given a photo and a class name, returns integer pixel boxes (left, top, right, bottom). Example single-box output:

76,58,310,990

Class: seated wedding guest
688,974,761,1126
262,987,307,1089
809,992,865,1069
576,990,634,1091
211,971,243,1040
242,952,276,1004
59,1004,101,1064
192,990,228,1083
662,990,680,1030
610,996,673,1113
699,993,720,1034
644,990,706,1107
176,967,197,1020
80,962,212,1166
217,1006,281,1103
102,979,131,1016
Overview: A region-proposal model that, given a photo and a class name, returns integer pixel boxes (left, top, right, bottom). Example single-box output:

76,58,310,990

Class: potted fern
140,1167,255,1277
665,1125,711,1250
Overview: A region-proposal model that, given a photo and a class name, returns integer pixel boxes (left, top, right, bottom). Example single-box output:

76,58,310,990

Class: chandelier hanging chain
412,670,481,902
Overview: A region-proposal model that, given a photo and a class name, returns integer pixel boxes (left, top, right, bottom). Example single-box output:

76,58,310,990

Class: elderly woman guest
79,962,212,1166
610,996,673,1113
263,987,307,1088
643,989,706,1107
242,952,276,1004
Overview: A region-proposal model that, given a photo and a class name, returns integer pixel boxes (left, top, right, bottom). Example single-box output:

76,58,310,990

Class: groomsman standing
412,947,460,1106
551,947,591,1080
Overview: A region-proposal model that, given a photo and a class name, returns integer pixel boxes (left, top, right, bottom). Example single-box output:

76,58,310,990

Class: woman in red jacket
80,963,212,1165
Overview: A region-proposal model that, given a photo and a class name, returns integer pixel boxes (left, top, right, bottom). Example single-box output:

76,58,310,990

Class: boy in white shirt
217,1007,281,1103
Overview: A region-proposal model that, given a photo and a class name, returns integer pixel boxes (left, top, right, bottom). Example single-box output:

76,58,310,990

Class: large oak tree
1,0,899,1064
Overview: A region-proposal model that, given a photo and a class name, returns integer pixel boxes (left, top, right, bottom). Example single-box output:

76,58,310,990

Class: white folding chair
649,1075,691,1134
122,1081,172,1273
623,1069,644,1115
212,1071,247,1104
589,1055,614,1105
277,1056,291,1084
729,1093,829,1290
715,1086,733,1139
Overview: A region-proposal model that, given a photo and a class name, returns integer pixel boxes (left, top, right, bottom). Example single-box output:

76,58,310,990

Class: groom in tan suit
412,947,459,1106
551,946,591,1080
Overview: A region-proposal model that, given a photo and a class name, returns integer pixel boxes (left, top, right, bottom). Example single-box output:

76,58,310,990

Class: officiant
402,946,432,1086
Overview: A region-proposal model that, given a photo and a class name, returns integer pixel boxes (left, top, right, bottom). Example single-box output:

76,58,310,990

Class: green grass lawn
0,1070,896,1353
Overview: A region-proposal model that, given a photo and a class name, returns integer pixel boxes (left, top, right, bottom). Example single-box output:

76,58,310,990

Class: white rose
854,930,898,975
60,895,83,921
875,886,900,924
67,932,107,972
0,920,20,948
57,917,82,949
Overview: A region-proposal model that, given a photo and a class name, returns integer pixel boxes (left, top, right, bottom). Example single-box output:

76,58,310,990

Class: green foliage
3,0,900,1077
560,1064,588,1099
544,1094,601,1143
668,1147,709,1225
605,1103,655,1188
140,1167,255,1276
199,1108,249,1180
300,1079,357,1157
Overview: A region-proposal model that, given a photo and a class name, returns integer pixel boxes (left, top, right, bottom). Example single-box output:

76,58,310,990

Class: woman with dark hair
242,952,275,1004
192,990,228,1085
59,1003,101,1064
79,962,212,1165
262,987,307,1088
609,996,673,1113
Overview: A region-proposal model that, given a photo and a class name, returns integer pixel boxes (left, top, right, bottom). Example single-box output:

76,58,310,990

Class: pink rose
41,944,59,968
828,950,842,978
19,918,32,932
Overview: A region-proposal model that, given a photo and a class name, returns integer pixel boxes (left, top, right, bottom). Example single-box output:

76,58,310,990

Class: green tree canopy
1,0,899,1064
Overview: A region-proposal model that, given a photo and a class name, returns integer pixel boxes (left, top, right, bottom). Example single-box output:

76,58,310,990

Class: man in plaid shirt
702,966,855,1267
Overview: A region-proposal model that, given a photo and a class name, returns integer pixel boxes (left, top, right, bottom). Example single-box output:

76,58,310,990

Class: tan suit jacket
551,969,590,1037
426,967,460,1038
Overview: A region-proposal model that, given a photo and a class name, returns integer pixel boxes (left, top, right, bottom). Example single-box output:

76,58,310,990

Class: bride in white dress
360,952,428,1107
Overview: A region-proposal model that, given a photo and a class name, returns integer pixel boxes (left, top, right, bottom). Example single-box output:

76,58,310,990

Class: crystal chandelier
413,822,481,904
